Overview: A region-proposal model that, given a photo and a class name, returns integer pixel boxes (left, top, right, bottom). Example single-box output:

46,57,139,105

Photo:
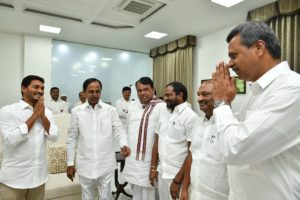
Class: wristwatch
214,99,229,108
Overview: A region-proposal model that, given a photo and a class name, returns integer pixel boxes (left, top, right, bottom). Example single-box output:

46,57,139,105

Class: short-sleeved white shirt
157,102,198,179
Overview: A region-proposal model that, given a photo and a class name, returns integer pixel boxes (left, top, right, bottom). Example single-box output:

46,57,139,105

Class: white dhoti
158,173,174,200
131,184,156,200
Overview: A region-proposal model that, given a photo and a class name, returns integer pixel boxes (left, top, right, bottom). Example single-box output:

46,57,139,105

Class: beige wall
0,32,23,107
0,33,53,107
193,25,248,115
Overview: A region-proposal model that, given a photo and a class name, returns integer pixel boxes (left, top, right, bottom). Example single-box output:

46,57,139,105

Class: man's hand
33,97,45,118
212,61,236,103
180,188,189,200
170,180,180,200
66,166,76,182
149,169,157,187
121,145,131,157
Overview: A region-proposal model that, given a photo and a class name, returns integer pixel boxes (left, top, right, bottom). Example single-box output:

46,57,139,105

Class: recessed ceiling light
120,52,129,60
39,25,61,34
144,31,167,39
211,0,244,7
101,58,113,61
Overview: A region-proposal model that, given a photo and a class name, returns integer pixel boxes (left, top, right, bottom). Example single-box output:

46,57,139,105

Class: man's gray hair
226,21,281,59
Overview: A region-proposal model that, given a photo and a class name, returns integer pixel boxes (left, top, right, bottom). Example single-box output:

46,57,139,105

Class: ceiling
0,0,276,53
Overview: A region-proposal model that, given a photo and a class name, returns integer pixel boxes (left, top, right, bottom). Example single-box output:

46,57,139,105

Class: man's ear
177,91,184,101
21,86,26,95
255,40,266,57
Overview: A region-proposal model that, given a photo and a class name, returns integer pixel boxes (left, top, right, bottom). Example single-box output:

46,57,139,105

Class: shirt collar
50,99,60,102
83,100,103,109
122,97,131,102
202,114,214,123
254,61,290,91
173,102,188,114
19,99,32,110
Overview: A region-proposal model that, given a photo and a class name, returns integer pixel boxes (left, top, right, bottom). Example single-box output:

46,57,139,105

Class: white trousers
78,172,113,200
158,173,178,200
132,184,156,200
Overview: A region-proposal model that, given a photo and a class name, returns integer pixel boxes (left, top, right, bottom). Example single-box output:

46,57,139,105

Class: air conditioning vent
123,1,152,15
114,0,164,16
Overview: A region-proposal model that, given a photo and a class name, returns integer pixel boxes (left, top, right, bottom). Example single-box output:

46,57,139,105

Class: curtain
247,0,300,72
269,14,300,72
150,35,196,103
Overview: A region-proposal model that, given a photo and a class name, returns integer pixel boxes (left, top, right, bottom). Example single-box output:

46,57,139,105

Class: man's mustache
198,100,209,104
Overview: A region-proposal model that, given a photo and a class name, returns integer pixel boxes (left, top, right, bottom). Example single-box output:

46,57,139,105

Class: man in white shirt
66,78,131,200
180,80,229,200
60,94,71,112
122,77,165,200
46,87,69,114
0,75,59,200
212,21,300,200
150,81,198,200
115,86,133,128
73,91,86,108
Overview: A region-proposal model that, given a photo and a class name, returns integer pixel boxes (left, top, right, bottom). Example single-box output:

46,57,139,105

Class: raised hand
212,61,236,103
33,97,45,118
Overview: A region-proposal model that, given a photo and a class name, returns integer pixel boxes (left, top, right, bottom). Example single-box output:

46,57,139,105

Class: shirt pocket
170,121,186,141
206,137,223,162
99,118,112,136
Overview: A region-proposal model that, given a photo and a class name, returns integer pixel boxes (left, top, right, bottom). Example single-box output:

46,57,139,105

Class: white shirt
190,116,229,200
115,98,132,128
158,102,198,179
66,101,128,179
213,61,300,200
46,99,69,114
0,100,59,188
122,100,165,187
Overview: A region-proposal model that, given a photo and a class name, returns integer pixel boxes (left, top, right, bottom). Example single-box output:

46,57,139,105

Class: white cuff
19,124,28,135
67,160,75,166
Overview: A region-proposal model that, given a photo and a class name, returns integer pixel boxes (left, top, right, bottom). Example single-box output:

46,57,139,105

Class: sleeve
0,110,28,146
189,118,202,152
66,112,79,166
154,103,166,135
111,107,128,148
115,100,128,120
213,86,300,165
45,110,59,142
185,111,199,142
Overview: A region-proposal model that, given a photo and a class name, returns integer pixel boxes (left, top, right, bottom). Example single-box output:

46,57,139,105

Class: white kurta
66,101,128,179
0,100,59,188
122,100,165,187
214,61,300,200
189,116,229,200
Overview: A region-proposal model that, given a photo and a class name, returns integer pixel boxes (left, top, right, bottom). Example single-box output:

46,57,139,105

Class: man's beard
166,101,177,111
